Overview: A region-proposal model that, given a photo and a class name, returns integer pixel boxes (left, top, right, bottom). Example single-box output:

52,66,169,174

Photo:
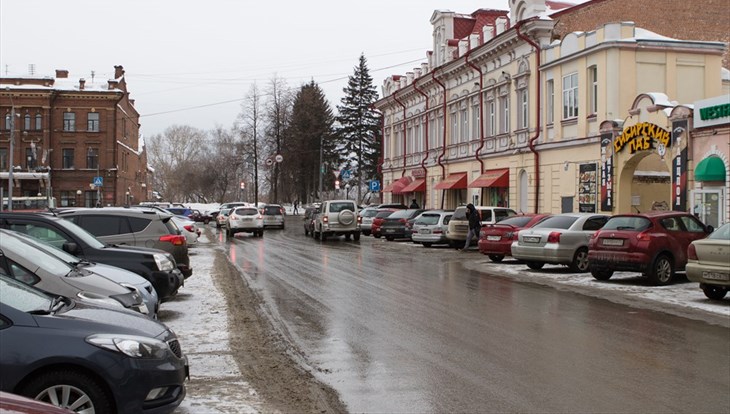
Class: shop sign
694,96,730,128
411,169,425,179
614,122,670,154
671,120,688,211
600,133,613,212
578,163,598,213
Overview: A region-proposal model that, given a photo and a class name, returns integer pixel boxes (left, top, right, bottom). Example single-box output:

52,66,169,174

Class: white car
227,206,264,237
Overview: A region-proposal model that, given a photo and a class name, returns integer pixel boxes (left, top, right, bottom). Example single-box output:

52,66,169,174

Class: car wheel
568,248,590,272
226,227,232,237
488,254,504,263
374,234,381,239
321,232,327,241
259,231,264,237
353,232,361,241
647,254,674,286
362,231,370,236
702,285,728,300
386,236,394,241
305,228,309,236
422,242,432,248
345,233,351,240
590,268,614,280
20,369,113,414
526,261,544,270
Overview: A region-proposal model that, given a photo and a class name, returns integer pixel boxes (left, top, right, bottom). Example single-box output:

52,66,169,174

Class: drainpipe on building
516,19,541,214
392,92,407,180
432,70,448,209
413,79,430,207
465,48,485,175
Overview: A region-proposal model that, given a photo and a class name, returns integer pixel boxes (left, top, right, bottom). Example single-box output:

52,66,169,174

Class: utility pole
318,135,323,200
7,89,15,211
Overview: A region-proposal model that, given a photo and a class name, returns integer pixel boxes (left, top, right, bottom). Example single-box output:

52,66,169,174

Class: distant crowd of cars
299,202,729,302
0,203,206,413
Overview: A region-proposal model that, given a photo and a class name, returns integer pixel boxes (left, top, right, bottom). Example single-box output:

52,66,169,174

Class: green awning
694,157,726,181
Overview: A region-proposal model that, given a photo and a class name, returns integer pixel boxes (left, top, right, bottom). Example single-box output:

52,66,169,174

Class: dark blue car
0,275,188,413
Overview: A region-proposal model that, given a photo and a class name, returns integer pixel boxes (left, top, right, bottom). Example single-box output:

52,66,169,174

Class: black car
0,212,183,302
0,275,188,414
380,209,426,241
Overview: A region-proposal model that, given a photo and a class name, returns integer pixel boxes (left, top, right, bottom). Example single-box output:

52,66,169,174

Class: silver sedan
511,213,609,272
411,210,454,247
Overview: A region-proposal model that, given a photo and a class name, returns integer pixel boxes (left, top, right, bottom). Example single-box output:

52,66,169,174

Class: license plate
419,229,431,234
703,271,730,281
487,235,501,241
385,229,395,233
602,238,624,246
523,236,540,243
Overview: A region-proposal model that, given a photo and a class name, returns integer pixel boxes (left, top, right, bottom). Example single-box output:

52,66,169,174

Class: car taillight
257,214,263,219
547,231,561,243
160,234,186,246
323,216,329,223
357,216,362,224
399,218,407,224
504,231,514,240
687,243,698,260
184,225,194,232
433,229,442,234
229,214,237,220
637,230,651,241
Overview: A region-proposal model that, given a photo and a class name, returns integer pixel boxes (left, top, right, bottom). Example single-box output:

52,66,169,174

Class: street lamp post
76,189,82,207
7,89,15,211
318,135,323,200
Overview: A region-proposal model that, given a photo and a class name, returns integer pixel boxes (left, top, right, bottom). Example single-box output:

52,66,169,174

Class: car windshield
235,208,258,216
220,208,231,216
0,275,52,312
533,215,579,229
496,216,535,227
452,207,468,220
388,210,412,219
375,211,394,218
707,223,730,240
602,216,652,231
264,206,282,215
10,231,80,264
362,209,379,218
329,202,355,213
416,214,441,225
0,232,73,277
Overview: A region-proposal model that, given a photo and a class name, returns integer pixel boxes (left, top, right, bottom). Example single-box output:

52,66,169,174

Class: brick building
0,65,149,208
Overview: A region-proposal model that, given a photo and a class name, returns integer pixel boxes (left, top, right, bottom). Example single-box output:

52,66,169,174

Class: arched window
35,114,42,130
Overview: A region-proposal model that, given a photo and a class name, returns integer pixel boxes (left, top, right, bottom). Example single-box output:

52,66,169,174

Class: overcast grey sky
0,0,521,137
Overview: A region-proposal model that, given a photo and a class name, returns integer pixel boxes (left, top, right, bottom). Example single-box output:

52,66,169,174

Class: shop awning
468,168,509,188
382,176,412,193
695,157,726,181
434,172,468,190
398,178,426,194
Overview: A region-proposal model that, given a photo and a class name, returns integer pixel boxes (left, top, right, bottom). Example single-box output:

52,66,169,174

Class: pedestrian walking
462,203,481,251
409,199,419,209
293,200,299,215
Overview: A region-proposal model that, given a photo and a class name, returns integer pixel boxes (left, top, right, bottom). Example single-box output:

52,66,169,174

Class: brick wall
552,0,730,69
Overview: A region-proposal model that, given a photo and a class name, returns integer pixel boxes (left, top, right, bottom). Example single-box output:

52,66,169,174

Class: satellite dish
274,154,283,163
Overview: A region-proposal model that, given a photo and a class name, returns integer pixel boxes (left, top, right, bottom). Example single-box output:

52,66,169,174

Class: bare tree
236,84,264,205
263,75,293,203
146,125,207,202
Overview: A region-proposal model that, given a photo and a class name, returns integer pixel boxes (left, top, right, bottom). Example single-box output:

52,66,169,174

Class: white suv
226,206,264,237
313,200,361,241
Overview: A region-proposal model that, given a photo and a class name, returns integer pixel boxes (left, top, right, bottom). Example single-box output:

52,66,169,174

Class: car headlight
77,291,124,308
87,334,169,359
153,253,175,271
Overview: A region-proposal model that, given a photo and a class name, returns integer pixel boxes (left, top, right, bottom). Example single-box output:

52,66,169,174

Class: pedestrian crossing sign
93,176,103,187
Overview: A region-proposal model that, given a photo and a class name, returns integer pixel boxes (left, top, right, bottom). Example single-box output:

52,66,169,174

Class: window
86,148,99,169
0,148,6,170
394,129,401,156
25,148,36,169
415,121,423,152
588,66,598,115
428,117,437,149
519,89,529,129
77,215,132,237
546,79,554,124
488,100,496,136
23,114,31,130
62,148,74,169
459,106,468,143
500,96,510,134
437,115,444,147
562,73,579,119
63,112,75,131
472,100,480,139
4,114,11,130
407,124,414,153
87,112,100,132
60,191,77,207
35,114,42,130
450,109,458,145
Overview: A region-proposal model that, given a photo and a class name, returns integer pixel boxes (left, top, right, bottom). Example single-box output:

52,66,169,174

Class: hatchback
512,213,610,272
0,275,188,414
380,209,426,241
686,222,730,300
261,204,285,229
371,209,397,238
216,207,232,228
588,211,712,285
227,207,264,237
478,213,551,262
411,210,453,247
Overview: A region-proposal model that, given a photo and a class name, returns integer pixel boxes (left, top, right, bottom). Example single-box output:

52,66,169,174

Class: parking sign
369,180,380,192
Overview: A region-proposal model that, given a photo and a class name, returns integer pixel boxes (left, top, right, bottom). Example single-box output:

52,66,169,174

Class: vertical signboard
671,120,688,211
600,132,613,212
579,163,597,213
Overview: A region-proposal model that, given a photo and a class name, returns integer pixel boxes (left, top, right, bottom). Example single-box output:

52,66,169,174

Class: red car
588,211,712,285
371,209,396,238
478,214,550,262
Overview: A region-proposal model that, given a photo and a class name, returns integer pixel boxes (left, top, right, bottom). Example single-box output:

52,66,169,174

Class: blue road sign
93,176,103,187
369,180,380,192
342,169,351,180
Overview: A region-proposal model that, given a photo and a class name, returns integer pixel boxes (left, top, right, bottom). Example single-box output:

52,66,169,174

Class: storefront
468,168,509,207
433,172,468,209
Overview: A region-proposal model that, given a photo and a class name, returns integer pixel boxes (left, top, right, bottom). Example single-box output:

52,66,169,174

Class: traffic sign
369,180,380,192
342,169,351,180
93,176,103,187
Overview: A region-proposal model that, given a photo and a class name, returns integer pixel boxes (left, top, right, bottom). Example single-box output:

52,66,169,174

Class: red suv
588,211,712,285
478,213,550,262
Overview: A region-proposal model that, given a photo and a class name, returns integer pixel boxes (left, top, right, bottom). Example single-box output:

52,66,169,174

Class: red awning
468,168,509,188
382,176,412,193
397,178,426,194
434,172,468,190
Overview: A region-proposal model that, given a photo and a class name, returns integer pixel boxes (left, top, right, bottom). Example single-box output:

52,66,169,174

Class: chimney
421,62,429,74
55,69,69,78
414,68,422,78
406,72,414,84
79,78,86,90
114,65,125,79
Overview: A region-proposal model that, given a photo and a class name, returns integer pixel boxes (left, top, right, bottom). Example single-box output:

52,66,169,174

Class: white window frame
63,112,75,132
546,79,554,124
472,99,480,140
488,100,496,137
450,108,458,145
429,117,437,149
562,73,579,119
519,89,528,129
500,96,510,134
460,106,468,143
588,66,598,115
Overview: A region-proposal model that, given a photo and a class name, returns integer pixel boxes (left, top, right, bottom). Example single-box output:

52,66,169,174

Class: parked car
0,229,148,315
10,230,160,319
189,209,213,224
165,207,194,218
512,213,610,272
58,207,193,279
313,200,361,241
478,213,551,262
686,222,730,300
227,206,264,237
261,204,285,229
376,203,408,209
358,207,379,236
380,209,426,241
411,210,454,247
446,206,517,248
0,391,73,414
216,207,232,228
370,209,397,239
171,215,199,247
588,211,712,285
303,205,320,237
0,275,188,414
0,212,183,302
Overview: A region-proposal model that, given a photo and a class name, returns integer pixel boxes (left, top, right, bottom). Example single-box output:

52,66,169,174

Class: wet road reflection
221,218,730,413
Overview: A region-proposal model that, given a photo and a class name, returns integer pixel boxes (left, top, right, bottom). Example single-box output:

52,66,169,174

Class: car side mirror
62,241,79,254
706,225,714,234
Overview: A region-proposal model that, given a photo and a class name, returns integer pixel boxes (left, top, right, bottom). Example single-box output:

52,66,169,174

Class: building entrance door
690,189,725,228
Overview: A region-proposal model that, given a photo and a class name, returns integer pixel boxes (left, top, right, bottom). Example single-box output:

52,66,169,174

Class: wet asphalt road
217,216,730,413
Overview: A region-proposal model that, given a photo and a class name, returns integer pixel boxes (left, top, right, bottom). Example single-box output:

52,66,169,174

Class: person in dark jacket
409,199,419,209
462,203,481,251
